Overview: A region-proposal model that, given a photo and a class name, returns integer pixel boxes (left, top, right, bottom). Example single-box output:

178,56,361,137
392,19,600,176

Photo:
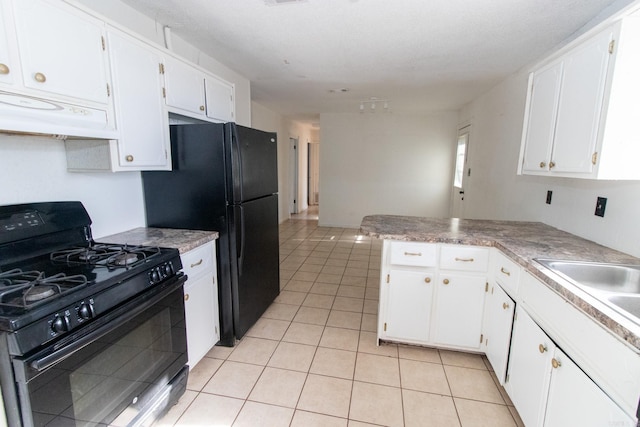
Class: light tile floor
155,217,525,427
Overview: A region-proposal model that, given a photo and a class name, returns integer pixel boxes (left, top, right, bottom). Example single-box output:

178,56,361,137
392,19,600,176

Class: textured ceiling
120,0,635,121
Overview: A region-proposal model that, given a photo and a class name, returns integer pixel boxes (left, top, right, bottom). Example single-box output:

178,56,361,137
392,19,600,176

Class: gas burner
0,270,88,309
51,244,161,270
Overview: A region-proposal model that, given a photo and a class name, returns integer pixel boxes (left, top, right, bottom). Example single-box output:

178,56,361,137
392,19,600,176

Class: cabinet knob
549,161,556,169
34,72,46,83
0,63,9,75
424,277,431,283
184,293,190,301
199,105,205,111
538,344,547,353
551,358,561,369
502,302,510,310
125,155,134,162
443,278,450,285
539,161,546,168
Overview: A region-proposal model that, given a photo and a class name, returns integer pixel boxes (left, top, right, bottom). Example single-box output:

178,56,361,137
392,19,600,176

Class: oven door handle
28,275,186,372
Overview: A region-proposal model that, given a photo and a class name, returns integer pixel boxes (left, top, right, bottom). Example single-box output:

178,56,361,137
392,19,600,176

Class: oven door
12,275,188,427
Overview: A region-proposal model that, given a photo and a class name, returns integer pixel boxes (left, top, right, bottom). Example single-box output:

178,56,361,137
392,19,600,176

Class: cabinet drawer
181,242,214,280
440,245,489,272
388,241,437,267
492,250,520,296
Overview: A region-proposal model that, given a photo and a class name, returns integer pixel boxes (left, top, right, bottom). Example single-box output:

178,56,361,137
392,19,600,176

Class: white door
164,56,205,116
482,283,515,384
384,269,434,343
205,74,234,122
451,127,469,218
289,138,299,214
308,142,320,205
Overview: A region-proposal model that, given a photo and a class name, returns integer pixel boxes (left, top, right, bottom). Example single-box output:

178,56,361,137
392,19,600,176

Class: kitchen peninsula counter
100,227,218,254
360,214,640,350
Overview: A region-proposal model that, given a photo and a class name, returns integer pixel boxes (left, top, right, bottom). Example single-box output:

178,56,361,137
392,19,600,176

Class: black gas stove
0,202,188,427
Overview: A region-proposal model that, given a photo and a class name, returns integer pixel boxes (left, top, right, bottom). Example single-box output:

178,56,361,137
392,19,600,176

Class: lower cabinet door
482,282,515,384
432,273,486,349
184,272,218,368
382,269,434,343
506,307,554,427
544,348,635,427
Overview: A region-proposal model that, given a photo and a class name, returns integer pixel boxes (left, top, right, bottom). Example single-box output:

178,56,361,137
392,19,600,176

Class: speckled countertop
360,214,640,351
99,227,218,254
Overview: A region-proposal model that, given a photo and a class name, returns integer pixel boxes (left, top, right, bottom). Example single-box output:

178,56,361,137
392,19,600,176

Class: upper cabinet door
520,62,562,174
164,55,206,117
0,0,18,86
205,74,234,122
11,0,109,105
551,28,613,174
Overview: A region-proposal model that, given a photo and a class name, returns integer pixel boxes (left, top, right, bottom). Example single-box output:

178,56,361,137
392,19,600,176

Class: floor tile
175,393,243,426
248,367,306,408
292,271,319,282
246,318,290,341
302,293,335,309
454,397,517,427
293,306,330,325
267,341,316,372
186,357,223,391
398,344,441,363
153,389,197,426
358,331,398,358
332,296,364,312
321,265,346,275
202,360,263,399
227,337,278,366
402,389,460,427
310,282,340,295
354,352,400,387
337,285,365,298
360,313,377,332
290,410,348,427
327,310,362,330
232,401,294,427
444,365,505,404
275,290,306,305
297,374,352,418
440,349,487,369
319,326,360,351
341,276,367,286
310,347,356,379
399,358,451,395
282,322,324,345
349,381,404,427
262,303,299,321
282,280,314,293
315,273,342,285
206,344,234,360
363,299,378,314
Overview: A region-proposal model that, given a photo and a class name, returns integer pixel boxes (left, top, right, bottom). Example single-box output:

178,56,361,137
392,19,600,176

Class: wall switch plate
546,190,552,205
595,197,607,217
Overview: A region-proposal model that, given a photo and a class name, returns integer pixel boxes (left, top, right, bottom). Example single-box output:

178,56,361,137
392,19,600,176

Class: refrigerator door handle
229,123,244,203
237,205,245,275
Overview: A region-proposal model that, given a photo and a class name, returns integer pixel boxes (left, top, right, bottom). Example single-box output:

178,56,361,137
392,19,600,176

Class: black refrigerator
141,123,280,346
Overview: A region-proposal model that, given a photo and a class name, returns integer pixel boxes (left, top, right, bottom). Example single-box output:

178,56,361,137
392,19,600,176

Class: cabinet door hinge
485,282,489,292
159,63,165,74
383,322,387,332
101,36,106,51
480,334,483,343
592,152,598,165
165,149,168,160
386,274,390,284
106,83,110,97
609,39,615,54
506,373,510,383
162,87,166,98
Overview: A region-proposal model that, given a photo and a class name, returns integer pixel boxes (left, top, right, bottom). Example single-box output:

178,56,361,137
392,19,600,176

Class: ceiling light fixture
359,98,390,113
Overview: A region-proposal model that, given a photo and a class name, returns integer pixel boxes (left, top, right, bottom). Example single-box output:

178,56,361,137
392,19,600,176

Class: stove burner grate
0,269,88,309
50,244,161,270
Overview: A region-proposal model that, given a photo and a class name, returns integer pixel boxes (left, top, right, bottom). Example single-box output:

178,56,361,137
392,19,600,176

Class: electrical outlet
595,197,607,217
546,190,552,205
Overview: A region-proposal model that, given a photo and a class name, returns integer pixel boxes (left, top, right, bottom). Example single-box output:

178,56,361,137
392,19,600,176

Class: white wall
0,134,145,239
460,71,640,258
320,112,459,228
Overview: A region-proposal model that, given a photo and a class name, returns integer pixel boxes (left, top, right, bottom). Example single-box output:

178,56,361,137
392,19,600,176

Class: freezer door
226,123,278,203
228,194,280,339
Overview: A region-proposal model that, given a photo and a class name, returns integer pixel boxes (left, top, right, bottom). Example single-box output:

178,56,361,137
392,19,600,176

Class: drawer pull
443,279,450,285
190,259,203,268
404,251,422,257
551,358,561,369
424,277,431,283
502,302,510,310
455,257,474,262
538,344,547,353
500,267,511,276
184,293,190,301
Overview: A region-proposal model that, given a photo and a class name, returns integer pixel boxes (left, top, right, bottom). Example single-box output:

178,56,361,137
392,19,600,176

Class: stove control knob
164,263,173,275
78,302,95,320
150,268,161,284
51,315,70,334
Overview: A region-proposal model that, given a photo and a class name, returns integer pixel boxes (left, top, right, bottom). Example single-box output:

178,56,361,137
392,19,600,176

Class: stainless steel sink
534,258,640,321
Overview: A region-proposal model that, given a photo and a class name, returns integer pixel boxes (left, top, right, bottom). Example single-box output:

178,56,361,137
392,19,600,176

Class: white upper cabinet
164,55,206,118
164,55,235,123
205,74,234,122
0,1,17,86
519,17,640,179
10,0,110,105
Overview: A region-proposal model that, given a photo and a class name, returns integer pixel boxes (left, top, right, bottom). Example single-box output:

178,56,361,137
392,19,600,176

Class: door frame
452,125,470,218
289,137,299,214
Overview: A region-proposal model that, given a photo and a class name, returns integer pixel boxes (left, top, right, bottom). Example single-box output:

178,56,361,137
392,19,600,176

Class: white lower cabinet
181,242,219,369
383,269,434,343
482,281,515,384
507,306,634,427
